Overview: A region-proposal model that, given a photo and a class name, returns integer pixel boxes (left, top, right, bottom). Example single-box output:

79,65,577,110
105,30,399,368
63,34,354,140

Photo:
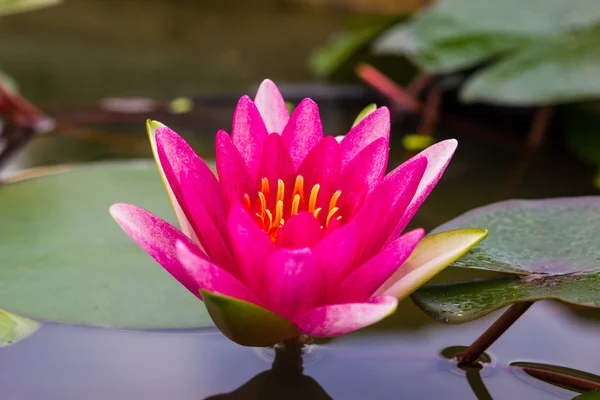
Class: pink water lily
110,79,486,347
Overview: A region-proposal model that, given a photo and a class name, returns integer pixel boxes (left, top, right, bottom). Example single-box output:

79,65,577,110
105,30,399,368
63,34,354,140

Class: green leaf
375,0,600,74
0,161,215,329
0,0,61,16
378,228,488,299
574,391,600,399
402,134,436,151
0,309,39,347
462,28,600,105
412,197,600,323
201,290,300,347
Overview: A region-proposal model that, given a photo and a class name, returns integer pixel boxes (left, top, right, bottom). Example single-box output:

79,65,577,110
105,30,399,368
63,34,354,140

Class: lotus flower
110,79,486,347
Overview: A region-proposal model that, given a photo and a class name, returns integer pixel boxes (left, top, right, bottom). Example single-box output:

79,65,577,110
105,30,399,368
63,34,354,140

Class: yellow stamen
243,193,251,211
329,190,342,213
308,184,320,213
274,200,284,227
326,207,339,227
291,194,300,216
292,175,305,202
258,192,267,218
261,177,270,204
264,210,273,232
277,179,285,204
313,207,322,220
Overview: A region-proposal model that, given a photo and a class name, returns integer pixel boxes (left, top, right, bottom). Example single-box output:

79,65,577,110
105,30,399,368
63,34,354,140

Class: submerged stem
271,336,308,378
466,368,493,400
459,301,534,367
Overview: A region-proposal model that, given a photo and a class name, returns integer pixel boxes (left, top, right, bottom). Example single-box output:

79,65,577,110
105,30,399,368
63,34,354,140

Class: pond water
1,1,599,399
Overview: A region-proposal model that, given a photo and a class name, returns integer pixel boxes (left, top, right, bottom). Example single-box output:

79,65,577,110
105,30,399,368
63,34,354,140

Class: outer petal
352,156,427,262
294,296,398,337
180,169,236,272
377,228,488,299
109,203,205,297
176,241,259,303
333,228,424,303
155,126,224,244
276,212,323,249
231,95,269,179
387,139,458,242
339,107,390,169
254,79,289,134
216,130,254,207
146,120,195,239
227,205,276,294
201,290,300,347
281,98,323,170
261,248,325,320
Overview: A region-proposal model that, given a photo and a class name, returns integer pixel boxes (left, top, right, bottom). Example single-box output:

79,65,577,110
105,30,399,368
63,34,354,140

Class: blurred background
0,0,598,231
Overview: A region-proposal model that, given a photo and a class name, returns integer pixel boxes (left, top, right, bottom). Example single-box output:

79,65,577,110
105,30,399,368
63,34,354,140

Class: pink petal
180,168,236,272
276,212,323,249
338,137,388,218
215,130,254,208
176,241,259,303
155,127,224,237
312,221,361,287
109,203,206,297
339,107,390,169
261,248,325,320
257,133,295,205
387,139,457,242
294,295,398,337
231,96,269,179
332,228,424,303
281,98,323,170
254,79,289,134
146,121,196,240
352,156,427,263
227,205,275,294
297,136,341,209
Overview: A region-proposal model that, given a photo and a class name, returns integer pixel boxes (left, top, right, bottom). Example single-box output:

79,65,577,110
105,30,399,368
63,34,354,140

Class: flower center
243,175,342,242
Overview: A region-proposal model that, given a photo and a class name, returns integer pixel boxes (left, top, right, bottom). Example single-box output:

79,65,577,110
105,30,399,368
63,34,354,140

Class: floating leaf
412,197,600,323
0,308,39,347
0,161,215,329
511,362,600,394
402,134,435,151
462,28,600,105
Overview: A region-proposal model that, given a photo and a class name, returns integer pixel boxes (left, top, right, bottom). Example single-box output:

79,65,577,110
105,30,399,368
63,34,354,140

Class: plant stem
458,302,534,367
527,106,554,148
271,337,306,378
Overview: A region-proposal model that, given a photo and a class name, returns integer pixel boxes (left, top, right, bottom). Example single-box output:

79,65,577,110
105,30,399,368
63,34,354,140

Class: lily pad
412,197,600,323
0,308,39,347
462,28,600,105
0,161,215,329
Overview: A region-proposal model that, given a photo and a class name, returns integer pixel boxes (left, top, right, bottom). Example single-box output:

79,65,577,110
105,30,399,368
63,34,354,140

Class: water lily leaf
375,0,600,73
412,197,600,323
0,0,61,16
0,308,39,347
0,161,215,329
574,391,600,399
462,28,600,105
201,290,300,347
377,228,488,299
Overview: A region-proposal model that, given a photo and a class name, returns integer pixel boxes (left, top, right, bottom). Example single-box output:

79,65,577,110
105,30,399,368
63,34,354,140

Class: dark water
1,1,599,399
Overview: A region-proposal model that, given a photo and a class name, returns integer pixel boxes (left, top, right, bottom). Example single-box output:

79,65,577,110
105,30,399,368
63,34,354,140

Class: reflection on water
0,302,597,399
